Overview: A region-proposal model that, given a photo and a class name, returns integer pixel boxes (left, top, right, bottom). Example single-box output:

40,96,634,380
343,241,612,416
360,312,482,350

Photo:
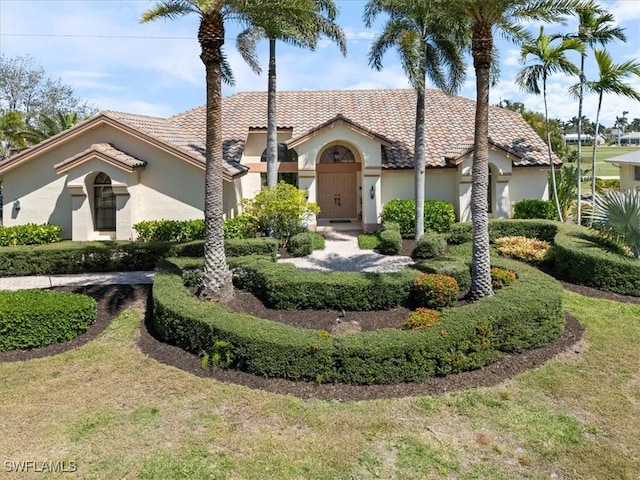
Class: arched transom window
94,172,116,231
320,145,355,163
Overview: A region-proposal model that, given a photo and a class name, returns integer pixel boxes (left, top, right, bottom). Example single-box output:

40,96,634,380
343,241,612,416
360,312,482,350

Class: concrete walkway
278,230,414,273
0,231,414,290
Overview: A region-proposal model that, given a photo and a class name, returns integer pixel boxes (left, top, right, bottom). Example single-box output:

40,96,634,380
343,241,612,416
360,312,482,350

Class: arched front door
316,145,359,219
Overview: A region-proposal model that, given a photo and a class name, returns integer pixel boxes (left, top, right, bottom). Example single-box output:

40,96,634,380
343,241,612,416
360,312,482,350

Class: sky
1,0,639,127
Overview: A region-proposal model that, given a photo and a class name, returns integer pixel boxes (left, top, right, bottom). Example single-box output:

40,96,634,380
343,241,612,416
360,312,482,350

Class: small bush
491,267,516,290
495,236,551,264
0,223,62,246
403,308,442,330
223,215,257,239
410,273,458,310
594,178,620,194
381,221,401,232
513,199,556,220
288,232,313,257
358,233,380,250
382,199,456,238
134,219,204,243
413,232,447,259
0,290,97,351
412,258,471,293
378,229,402,255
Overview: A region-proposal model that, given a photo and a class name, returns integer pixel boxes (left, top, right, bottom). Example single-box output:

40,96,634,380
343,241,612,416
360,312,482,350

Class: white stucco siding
619,164,640,191
381,169,457,205
510,167,550,205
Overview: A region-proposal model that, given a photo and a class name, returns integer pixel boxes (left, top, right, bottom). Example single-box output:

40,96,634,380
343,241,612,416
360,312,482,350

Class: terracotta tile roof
54,143,146,173
170,89,556,169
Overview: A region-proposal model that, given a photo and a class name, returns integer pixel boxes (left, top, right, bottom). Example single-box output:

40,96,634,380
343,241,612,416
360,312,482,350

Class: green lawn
1,291,639,479
567,145,637,178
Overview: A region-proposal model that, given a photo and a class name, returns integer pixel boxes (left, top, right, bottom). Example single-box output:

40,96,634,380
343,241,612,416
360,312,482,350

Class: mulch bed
4,279,636,401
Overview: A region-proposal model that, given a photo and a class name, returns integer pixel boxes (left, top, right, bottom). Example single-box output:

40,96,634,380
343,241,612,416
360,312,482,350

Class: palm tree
363,0,466,240
141,0,319,303
20,111,81,145
236,1,346,188
575,50,640,206
0,111,27,157
516,26,583,222
588,189,640,258
446,0,579,300
565,1,625,224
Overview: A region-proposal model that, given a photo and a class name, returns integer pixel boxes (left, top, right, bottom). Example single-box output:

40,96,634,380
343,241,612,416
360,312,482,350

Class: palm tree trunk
470,24,494,300
590,93,603,214
198,11,234,303
266,37,278,188
414,86,426,240
544,79,563,221
576,54,585,225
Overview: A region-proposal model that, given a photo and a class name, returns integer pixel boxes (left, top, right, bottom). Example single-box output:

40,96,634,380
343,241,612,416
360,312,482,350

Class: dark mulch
6,280,637,401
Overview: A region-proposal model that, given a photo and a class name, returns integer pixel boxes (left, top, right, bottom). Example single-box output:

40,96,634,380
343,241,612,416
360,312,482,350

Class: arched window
260,144,297,162
319,145,355,163
94,172,116,231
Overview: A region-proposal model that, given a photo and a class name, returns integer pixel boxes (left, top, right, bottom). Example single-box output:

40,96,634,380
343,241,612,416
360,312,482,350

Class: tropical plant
516,26,583,222
236,0,346,188
564,1,626,224
446,0,579,300
20,111,82,144
571,50,640,205
0,111,27,157
364,0,466,240
587,189,640,258
141,0,324,302
550,164,590,221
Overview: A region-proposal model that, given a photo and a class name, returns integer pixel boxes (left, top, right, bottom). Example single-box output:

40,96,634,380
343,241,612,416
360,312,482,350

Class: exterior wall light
13,198,20,211
369,185,375,200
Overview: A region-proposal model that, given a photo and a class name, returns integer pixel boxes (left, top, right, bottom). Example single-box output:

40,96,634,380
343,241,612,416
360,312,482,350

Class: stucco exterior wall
510,167,550,207
619,164,640,191
381,169,458,218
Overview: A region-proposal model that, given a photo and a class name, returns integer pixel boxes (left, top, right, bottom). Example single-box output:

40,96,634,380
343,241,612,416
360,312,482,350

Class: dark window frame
94,172,116,231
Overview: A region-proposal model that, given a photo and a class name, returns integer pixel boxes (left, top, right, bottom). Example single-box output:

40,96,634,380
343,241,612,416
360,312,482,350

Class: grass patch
0,292,639,478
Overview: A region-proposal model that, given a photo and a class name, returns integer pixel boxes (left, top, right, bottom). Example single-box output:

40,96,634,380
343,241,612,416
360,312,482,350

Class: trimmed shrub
413,232,447,259
0,223,62,246
403,308,441,330
382,199,456,238
494,236,551,264
513,199,556,220
152,255,563,384
491,267,516,290
230,255,418,311
358,233,381,250
381,221,401,232
378,228,402,255
412,258,471,293
0,290,97,351
223,215,258,239
447,219,559,245
288,232,313,257
410,273,459,310
133,219,205,243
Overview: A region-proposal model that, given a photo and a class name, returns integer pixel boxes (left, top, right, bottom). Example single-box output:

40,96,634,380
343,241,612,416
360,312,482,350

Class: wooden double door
317,170,357,219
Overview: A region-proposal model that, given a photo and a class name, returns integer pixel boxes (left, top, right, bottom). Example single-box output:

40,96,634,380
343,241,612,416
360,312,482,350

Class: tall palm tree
236,0,346,188
574,50,640,205
516,26,583,222
446,0,579,300
363,0,466,240
141,0,319,303
20,111,81,145
566,1,626,224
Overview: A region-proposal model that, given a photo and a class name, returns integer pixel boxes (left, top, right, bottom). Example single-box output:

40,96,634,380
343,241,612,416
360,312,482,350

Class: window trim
94,173,116,231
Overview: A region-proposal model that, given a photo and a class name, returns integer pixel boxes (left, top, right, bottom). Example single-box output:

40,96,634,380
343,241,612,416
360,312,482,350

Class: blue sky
1,0,638,127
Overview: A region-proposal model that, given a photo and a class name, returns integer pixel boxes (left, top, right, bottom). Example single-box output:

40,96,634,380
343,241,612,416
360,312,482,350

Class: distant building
619,132,640,146
563,133,605,145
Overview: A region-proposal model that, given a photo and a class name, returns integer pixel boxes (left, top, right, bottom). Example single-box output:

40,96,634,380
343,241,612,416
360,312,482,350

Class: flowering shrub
494,236,550,263
490,267,516,290
403,308,441,330
410,273,458,310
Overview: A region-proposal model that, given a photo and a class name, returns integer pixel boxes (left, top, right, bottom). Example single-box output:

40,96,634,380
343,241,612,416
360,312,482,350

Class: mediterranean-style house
605,150,640,191
0,89,558,240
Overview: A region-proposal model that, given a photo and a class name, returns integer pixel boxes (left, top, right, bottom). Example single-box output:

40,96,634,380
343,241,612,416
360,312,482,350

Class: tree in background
364,0,466,240
446,0,579,300
236,0,346,188
516,26,583,221
20,111,83,145
573,50,640,206
564,1,625,224
0,111,27,158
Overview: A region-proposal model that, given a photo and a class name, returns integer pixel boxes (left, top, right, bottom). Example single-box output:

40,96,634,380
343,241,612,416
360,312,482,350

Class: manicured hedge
0,238,278,276
0,223,62,246
152,256,563,384
448,219,559,245
0,290,97,351
229,255,419,310
552,225,640,296
133,219,205,242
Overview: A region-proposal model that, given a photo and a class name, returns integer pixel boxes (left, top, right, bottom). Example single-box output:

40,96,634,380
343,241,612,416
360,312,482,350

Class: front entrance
317,172,357,218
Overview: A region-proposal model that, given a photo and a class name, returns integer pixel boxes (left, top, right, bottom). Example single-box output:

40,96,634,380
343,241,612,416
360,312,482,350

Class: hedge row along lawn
0,290,97,351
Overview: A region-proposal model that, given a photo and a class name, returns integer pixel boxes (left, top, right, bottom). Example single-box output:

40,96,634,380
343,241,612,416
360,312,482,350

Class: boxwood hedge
0,290,97,351
152,256,563,384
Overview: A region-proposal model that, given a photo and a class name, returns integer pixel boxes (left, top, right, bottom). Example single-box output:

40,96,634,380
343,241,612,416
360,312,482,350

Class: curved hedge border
0,238,277,276
0,290,97,352
152,256,563,384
